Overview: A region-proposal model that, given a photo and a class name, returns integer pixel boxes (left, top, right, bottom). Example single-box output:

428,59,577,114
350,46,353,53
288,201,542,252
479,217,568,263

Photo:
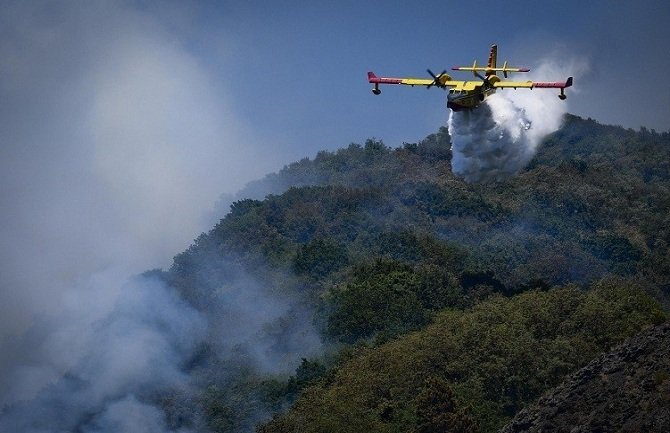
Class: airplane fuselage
446,87,495,111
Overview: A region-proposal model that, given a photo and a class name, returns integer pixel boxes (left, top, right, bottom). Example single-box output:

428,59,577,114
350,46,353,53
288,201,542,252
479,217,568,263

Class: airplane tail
452,44,530,78
487,44,497,76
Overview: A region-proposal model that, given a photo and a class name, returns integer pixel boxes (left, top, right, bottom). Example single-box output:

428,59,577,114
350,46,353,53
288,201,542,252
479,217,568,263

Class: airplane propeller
427,69,448,89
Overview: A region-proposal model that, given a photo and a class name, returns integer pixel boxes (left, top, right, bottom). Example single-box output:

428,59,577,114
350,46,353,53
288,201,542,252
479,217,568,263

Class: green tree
326,259,429,343
293,238,349,279
414,377,477,433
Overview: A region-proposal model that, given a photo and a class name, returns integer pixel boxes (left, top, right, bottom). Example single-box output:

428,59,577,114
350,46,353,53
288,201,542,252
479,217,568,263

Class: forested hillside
156,115,669,432
260,284,664,433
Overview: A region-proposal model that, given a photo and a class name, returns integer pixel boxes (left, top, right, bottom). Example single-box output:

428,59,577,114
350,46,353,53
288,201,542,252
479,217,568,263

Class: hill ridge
160,115,670,432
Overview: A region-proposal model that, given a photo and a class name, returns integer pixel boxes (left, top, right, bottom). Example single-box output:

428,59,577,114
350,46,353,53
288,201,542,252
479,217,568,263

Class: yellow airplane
368,44,573,111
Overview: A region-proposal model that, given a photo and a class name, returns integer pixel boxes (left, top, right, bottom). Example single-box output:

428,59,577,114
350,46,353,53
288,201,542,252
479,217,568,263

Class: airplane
368,44,573,111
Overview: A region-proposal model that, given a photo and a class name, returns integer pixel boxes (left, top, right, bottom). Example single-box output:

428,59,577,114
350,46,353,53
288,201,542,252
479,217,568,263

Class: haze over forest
1,1,669,433
2,112,669,432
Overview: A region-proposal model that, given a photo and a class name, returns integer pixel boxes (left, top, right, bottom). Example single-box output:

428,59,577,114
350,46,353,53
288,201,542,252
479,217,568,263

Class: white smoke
82,395,174,433
449,58,588,182
0,272,206,433
205,274,324,375
0,2,306,432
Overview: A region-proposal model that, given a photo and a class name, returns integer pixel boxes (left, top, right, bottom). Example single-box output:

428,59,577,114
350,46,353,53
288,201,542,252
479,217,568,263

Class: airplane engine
487,75,501,85
372,87,381,95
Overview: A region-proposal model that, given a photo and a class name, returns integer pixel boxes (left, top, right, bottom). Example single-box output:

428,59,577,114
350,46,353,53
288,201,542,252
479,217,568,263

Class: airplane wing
400,77,437,86
397,79,483,91
533,77,573,89
492,81,534,89
453,66,530,73
494,77,573,99
493,77,573,89
368,72,440,87
368,72,482,90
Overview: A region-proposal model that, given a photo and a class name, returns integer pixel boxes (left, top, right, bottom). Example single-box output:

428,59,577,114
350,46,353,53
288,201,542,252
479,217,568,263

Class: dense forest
152,115,669,432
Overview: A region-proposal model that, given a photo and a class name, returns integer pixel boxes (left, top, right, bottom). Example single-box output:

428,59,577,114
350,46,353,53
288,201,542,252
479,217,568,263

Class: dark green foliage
586,231,642,274
409,182,504,220
361,230,468,270
414,377,476,433
324,256,472,343
413,264,463,310
326,259,429,343
204,395,237,432
292,238,349,279
285,358,328,394
415,126,453,161
260,283,665,433
202,385,246,433
460,270,506,294
373,231,427,263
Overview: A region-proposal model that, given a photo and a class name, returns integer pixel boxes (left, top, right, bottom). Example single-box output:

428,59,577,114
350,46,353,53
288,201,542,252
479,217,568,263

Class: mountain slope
500,322,670,433
179,116,670,308
157,115,670,432
258,285,666,433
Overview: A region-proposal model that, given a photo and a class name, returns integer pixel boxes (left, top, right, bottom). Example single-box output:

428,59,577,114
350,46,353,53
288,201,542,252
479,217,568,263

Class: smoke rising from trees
0,2,299,431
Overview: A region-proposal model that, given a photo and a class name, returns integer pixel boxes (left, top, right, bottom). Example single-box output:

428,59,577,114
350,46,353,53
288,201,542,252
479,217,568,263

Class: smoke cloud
0,2,308,432
0,272,206,432
449,58,588,182
203,272,323,375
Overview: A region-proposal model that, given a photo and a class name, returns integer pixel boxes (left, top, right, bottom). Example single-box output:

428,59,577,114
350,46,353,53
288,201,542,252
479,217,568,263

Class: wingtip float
368,44,573,111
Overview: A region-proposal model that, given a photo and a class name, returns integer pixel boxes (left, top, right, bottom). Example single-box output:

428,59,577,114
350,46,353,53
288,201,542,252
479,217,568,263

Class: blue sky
185,0,670,158
3,1,669,184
